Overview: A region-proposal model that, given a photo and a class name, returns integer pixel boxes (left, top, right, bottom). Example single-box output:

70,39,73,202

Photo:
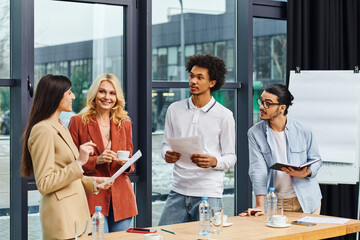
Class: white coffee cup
144,233,163,240
117,150,130,160
272,214,288,226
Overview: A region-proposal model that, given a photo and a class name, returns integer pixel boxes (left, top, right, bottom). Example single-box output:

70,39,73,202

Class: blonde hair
79,73,129,127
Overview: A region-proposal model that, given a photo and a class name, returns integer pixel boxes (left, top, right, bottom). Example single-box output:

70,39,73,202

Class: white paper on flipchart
168,136,203,157
288,70,360,164
288,70,360,184
298,216,350,224
97,150,142,188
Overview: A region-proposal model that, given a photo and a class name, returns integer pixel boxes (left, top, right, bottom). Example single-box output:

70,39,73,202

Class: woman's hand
78,141,96,166
114,159,127,166
95,177,114,190
97,149,117,164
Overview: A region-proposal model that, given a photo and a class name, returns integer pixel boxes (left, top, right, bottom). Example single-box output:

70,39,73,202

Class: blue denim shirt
248,118,322,213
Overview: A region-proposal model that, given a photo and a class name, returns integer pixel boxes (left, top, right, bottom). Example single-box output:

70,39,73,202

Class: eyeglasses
257,98,282,109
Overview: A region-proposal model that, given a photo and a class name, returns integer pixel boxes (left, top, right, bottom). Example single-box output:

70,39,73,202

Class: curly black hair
185,54,227,92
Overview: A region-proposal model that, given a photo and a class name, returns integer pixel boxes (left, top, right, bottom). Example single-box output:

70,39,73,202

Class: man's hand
238,208,264,217
78,141,96,166
281,166,312,178
190,154,217,168
165,150,181,163
97,149,117,165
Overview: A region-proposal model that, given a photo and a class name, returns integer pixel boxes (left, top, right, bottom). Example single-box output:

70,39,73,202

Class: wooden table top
86,212,360,240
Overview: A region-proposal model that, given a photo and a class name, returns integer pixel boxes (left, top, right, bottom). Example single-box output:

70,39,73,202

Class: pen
161,228,176,235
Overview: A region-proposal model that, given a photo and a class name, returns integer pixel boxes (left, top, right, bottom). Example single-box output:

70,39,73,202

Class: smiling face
259,91,286,120
57,88,75,112
95,80,117,112
189,65,216,96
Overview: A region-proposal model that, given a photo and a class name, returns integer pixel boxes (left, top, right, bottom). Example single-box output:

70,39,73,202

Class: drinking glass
211,207,223,234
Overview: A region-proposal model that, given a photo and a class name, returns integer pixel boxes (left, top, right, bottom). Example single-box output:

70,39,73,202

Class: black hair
265,84,294,115
21,74,71,177
185,54,227,92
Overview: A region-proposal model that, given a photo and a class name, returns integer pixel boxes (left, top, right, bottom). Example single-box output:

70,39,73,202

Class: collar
187,96,216,113
265,117,289,133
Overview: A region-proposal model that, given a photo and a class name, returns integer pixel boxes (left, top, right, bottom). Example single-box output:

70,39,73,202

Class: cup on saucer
272,215,288,226
117,150,130,160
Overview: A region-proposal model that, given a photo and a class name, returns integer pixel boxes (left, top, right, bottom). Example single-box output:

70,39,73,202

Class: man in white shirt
158,54,237,225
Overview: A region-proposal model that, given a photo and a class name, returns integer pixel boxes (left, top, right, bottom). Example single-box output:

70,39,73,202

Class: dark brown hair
21,74,71,177
265,84,294,115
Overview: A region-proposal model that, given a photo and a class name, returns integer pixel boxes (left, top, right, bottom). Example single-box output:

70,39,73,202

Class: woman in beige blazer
21,74,112,240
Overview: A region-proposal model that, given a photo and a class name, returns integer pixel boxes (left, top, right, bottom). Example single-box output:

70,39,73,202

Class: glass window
0,0,10,78
152,0,237,226
0,87,10,239
253,18,286,124
33,0,125,235
28,190,42,240
152,0,236,82
35,0,124,116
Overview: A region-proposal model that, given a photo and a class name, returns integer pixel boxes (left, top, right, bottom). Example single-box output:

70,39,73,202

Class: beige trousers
277,197,321,215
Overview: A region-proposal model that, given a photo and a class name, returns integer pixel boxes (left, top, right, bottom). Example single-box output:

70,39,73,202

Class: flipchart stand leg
357,181,360,240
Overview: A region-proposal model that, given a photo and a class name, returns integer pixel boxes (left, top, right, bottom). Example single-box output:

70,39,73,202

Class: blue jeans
158,190,223,226
104,199,132,233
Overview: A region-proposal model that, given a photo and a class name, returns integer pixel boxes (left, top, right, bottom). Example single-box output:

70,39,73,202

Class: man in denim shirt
241,84,322,217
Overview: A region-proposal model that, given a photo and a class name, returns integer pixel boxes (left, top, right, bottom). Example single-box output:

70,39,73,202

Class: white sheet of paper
97,150,142,188
298,216,350,224
168,136,203,157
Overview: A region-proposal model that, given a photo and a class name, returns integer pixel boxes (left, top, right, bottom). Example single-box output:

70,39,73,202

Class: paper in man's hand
168,136,203,157
97,150,142,188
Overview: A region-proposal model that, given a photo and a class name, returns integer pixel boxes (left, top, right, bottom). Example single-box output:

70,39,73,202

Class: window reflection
152,0,236,82
0,0,10,78
33,0,125,235
35,0,124,115
0,87,10,240
253,18,286,124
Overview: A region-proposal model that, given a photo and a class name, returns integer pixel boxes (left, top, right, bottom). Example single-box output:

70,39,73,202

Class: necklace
96,116,110,128
97,121,110,128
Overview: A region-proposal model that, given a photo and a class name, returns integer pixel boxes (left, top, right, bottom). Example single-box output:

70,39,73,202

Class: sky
34,0,226,47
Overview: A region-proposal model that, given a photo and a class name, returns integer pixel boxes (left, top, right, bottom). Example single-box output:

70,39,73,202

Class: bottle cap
95,206,102,211
269,187,275,191
202,196,208,200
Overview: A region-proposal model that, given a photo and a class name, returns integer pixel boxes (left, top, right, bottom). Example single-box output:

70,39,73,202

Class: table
89,212,360,240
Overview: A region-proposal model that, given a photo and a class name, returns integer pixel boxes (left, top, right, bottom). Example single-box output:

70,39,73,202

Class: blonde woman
21,74,112,239
69,73,137,232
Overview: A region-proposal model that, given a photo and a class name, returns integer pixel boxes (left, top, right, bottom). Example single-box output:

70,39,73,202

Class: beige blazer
28,118,95,240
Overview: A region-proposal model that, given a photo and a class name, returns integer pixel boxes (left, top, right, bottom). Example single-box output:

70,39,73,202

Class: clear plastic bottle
92,206,105,240
199,196,211,236
266,187,277,224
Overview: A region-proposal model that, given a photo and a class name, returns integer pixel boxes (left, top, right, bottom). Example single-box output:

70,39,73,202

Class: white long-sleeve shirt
161,97,237,198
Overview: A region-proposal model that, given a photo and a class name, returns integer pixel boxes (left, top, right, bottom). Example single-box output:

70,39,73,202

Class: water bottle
266,187,277,224
92,206,104,240
199,196,211,236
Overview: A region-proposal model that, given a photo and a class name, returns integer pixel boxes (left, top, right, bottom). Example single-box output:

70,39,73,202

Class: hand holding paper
97,150,142,188
168,136,203,158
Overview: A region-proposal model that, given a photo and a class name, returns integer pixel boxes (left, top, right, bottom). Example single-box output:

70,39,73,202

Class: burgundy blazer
68,115,138,221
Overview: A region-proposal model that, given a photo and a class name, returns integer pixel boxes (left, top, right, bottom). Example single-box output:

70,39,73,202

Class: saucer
115,157,129,161
267,223,291,228
223,222,233,227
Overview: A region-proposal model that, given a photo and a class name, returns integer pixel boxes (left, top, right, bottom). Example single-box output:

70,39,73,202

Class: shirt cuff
92,178,99,195
76,160,84,173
